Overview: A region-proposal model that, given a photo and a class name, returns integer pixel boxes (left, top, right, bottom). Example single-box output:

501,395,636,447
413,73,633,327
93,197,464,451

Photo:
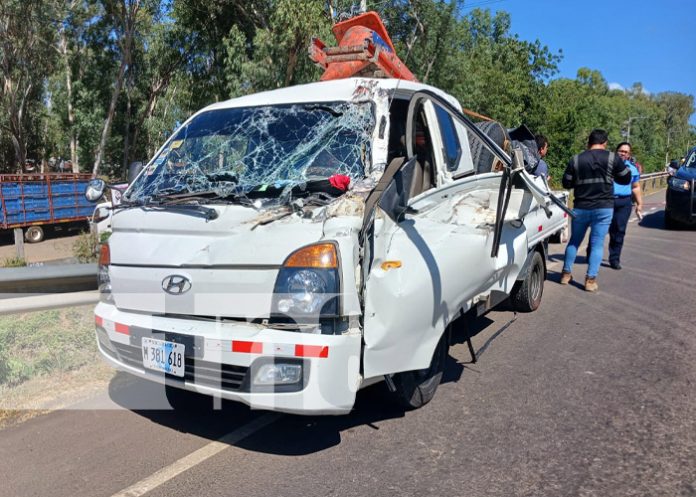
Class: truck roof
201,78,462,113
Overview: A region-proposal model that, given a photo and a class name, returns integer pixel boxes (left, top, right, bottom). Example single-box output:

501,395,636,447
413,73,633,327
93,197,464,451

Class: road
1,191,694,497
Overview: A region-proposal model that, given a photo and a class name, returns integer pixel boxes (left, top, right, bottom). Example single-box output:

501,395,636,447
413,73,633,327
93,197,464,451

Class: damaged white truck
86,12,570,414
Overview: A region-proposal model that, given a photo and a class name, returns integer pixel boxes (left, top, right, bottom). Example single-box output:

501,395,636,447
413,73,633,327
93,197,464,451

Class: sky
483,0,696,124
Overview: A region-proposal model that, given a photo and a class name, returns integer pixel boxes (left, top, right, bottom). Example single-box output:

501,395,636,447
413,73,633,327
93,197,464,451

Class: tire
392,333,448,409
664,210,679,230
510,251,545,312
548,221,569,244
24,226,44,243
472,121,510,174
165,383,214,411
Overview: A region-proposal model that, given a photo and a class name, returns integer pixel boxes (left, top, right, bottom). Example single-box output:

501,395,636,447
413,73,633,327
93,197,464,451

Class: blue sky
484,0,696,124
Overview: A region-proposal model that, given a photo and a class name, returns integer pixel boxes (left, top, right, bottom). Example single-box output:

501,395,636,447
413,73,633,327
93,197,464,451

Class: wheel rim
26,228,42,242
529,262,542,303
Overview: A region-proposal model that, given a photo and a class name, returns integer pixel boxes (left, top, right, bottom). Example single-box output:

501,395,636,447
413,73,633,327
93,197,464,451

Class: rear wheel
24,226,44,243
392,333,447,409
510,251,545,312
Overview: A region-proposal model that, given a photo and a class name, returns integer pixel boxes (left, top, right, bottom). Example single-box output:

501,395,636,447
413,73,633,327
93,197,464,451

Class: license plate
142,337,185,377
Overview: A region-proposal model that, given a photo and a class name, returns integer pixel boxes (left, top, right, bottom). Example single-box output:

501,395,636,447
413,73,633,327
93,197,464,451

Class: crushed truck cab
89,13,570,414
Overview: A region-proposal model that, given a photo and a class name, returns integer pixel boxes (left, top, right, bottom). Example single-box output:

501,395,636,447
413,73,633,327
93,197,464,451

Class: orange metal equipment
309,11,417,82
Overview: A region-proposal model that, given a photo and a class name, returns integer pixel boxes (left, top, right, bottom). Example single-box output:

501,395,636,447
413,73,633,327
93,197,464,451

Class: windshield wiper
151,203,219,221
110,197,218,220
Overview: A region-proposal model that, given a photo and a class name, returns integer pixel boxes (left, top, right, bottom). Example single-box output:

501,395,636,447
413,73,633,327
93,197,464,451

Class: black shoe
610,261,622,270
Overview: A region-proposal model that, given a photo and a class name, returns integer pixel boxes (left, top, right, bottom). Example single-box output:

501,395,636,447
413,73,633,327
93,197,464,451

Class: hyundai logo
162,275,192,295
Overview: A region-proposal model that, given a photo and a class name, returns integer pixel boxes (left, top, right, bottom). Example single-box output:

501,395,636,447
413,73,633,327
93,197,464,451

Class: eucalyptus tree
656,92,695,162
223,0,331,97
0,0,57,172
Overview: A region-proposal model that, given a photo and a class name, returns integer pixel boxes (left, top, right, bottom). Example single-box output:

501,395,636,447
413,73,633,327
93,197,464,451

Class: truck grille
103,340,249,392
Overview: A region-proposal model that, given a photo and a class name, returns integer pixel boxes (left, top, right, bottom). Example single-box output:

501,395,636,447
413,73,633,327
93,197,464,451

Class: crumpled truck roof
200,78,462,113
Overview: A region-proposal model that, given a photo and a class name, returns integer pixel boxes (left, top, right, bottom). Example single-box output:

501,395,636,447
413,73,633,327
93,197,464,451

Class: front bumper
666,187,696,224
95,303,362,415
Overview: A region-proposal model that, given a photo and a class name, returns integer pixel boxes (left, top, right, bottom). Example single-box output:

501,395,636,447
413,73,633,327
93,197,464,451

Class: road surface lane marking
110,413,280,497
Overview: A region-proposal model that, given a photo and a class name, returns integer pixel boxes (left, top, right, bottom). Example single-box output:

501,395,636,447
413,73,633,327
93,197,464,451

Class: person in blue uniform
608,142,643,270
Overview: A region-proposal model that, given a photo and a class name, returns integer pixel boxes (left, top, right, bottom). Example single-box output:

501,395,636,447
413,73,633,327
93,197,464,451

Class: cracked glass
127,101,375,203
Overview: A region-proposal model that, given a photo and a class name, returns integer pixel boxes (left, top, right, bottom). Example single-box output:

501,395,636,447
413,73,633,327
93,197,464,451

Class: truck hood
107,204,325,318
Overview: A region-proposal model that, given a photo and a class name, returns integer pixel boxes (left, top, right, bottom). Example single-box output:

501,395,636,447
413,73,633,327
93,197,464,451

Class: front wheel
510,250,545,312
392,333,448,409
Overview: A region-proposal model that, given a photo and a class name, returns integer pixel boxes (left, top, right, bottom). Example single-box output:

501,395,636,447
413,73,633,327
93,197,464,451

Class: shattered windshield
127,101,375,202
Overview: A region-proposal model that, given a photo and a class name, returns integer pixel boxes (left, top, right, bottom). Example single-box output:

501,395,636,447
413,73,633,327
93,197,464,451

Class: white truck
85,14,570,414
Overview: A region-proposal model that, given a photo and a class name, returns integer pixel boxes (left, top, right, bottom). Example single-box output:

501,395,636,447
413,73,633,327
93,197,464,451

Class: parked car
665,147,696,229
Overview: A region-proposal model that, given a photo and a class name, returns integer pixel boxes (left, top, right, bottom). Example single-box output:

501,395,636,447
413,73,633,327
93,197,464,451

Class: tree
0,0,56,171
92,0,145,177
224,0,331,97
655,92,694,164
125,20,187,168
172,0,272,108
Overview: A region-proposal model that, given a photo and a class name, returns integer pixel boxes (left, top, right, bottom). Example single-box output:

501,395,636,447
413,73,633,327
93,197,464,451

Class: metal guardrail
639,171,669,194
0,290,99,315
0,263,97,294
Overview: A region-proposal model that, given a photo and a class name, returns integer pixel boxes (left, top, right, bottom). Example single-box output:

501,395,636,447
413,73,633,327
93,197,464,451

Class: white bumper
95,303,363,415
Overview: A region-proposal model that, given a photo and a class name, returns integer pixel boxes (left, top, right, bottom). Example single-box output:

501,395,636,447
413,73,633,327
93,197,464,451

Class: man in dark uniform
560,129,632,292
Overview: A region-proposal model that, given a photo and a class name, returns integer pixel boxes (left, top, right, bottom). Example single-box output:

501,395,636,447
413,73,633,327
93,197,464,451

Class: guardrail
0,290,99,315
0,263,97,294
639,171,669,195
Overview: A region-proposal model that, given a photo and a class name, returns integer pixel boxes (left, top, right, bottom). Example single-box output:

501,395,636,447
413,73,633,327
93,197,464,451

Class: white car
89,77,568,414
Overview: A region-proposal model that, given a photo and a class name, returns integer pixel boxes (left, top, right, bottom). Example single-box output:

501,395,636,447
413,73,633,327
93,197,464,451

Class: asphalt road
1,190,694,497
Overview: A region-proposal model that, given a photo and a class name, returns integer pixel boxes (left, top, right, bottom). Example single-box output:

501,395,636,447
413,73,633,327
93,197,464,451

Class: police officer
608,142,642,270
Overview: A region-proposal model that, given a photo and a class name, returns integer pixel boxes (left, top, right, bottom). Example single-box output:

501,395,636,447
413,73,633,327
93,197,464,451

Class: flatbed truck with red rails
0,173,95,243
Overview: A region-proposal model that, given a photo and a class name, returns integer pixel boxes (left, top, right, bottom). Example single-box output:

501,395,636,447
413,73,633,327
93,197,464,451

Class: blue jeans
562,207,613,278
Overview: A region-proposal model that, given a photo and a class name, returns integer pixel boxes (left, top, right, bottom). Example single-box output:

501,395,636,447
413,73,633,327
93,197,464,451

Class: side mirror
127,161,144,184
85,179,106,203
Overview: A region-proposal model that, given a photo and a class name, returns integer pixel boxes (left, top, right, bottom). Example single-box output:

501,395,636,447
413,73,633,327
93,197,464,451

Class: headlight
271,243,340,324
669,177,691,191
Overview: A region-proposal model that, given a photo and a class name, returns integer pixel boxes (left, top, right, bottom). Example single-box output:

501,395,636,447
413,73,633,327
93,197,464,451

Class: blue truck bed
0,173,94,229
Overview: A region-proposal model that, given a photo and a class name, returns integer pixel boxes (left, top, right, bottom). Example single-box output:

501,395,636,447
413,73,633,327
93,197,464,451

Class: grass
1,256,27,267
0,305,97,388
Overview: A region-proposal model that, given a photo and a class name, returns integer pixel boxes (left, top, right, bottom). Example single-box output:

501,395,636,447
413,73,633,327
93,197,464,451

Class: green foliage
1,257,27,268
72,230,99,263
0,0,693,178
224,0,331,97
0,306,96,387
